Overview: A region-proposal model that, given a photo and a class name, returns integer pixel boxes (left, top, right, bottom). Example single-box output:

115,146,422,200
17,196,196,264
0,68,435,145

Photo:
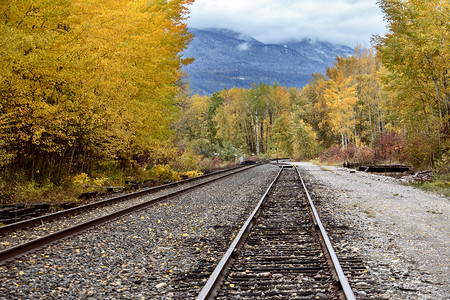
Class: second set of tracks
0,164,258,263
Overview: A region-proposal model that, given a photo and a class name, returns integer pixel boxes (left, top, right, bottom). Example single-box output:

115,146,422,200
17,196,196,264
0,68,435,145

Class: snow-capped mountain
182,28,354,95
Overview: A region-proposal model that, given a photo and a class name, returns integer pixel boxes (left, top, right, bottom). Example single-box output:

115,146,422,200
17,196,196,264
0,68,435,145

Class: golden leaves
0,0,194,182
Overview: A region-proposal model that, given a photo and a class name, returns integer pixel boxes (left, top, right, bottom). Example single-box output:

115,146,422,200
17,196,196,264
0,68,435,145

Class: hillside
183,28,353,94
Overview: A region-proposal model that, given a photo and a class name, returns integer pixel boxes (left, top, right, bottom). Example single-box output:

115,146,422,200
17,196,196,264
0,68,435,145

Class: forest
0,0,448,204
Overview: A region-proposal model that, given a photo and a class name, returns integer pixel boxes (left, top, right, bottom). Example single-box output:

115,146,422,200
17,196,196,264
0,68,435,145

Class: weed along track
198,166,356,300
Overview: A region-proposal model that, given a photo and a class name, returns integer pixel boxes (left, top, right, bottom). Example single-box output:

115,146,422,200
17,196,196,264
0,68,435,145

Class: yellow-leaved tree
322,70,358,149
375,0,449,167
0,0,193,185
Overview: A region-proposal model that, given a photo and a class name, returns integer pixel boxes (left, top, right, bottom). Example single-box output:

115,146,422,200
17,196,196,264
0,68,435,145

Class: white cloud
237,42,250,51
186,0,387,47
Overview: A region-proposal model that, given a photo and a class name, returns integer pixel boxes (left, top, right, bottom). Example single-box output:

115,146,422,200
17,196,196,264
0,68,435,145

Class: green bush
218,141,238,161
192,139,216,157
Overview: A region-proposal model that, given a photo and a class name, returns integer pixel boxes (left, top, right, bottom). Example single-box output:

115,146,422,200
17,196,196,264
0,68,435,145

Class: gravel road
293,162,449,300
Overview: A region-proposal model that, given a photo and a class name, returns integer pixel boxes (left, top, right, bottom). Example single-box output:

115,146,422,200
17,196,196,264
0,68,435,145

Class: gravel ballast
1,162,448,299
294,162,449,300
0,166,257,252
0,164,280,299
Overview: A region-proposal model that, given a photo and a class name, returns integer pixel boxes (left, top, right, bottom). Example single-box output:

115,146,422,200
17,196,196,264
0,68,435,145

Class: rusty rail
295,167,356,300
0,165,250,235
196,166,283,299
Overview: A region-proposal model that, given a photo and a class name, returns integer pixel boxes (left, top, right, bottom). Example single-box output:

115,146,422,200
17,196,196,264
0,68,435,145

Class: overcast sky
187,0,387,47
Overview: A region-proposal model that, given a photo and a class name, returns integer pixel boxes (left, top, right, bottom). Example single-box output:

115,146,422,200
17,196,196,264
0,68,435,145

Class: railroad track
0,164,259,263
197,166,356,300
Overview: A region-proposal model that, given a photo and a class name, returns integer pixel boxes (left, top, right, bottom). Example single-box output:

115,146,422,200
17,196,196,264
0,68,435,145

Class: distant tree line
178,0,448,168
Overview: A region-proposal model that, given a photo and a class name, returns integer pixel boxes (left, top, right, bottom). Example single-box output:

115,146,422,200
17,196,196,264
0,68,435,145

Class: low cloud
187,0,387,47
237,42,250,51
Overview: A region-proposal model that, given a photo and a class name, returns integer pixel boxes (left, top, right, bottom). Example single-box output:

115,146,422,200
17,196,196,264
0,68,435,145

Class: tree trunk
68,140,77,175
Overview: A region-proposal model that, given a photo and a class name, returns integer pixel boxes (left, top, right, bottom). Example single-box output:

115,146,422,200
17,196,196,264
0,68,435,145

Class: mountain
182,28,354,95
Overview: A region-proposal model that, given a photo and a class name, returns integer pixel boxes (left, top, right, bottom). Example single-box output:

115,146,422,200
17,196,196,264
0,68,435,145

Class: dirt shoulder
293,162,449,300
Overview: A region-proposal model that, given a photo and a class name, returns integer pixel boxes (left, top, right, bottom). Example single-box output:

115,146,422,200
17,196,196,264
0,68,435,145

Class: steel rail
196,166,284,300
0,164,259,264
0,165,249,235
295,166,356,300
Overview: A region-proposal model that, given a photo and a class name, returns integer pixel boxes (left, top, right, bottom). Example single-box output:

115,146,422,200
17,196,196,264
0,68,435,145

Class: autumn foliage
179,20,447,169
0,0,448,204
177,84,309,161
0,0,194,201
